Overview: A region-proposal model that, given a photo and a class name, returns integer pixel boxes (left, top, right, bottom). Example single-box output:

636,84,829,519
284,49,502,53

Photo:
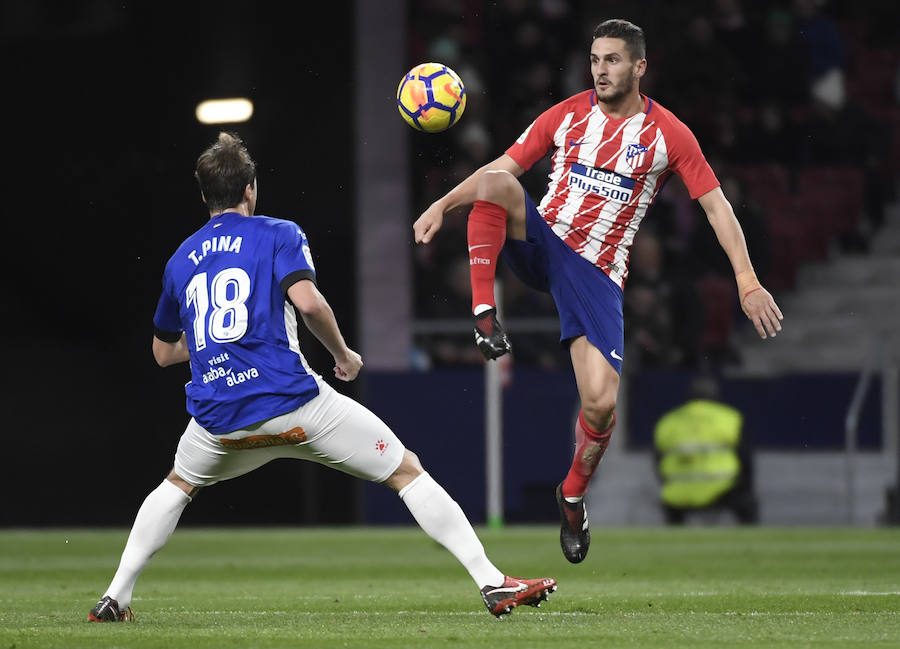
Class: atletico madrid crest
625,143,648,169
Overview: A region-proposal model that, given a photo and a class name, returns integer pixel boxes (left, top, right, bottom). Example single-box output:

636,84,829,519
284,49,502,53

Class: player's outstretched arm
287,279,363,381
413,154,524,244
697,187,784,339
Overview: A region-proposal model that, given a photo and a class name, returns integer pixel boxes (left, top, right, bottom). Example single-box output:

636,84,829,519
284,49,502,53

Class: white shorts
173,381,405,488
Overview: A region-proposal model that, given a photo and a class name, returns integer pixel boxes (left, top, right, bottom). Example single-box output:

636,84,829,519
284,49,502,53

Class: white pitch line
839,591,900,596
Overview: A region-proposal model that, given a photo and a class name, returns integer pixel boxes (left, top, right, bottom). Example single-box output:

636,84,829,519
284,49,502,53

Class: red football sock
561,411,616,499
467,200,507,313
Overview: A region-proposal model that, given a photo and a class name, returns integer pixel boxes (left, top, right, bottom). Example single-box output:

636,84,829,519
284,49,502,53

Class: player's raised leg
556,336,619,563
467,170,527,360
88,473,195,621
386,450,557,617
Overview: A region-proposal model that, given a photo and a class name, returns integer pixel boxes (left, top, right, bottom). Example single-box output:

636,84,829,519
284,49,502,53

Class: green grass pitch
1,526,898,648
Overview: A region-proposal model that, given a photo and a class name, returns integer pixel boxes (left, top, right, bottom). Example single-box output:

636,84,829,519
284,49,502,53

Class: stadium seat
795,165,864,235
846,47,899,103
696,274,737,354
762,198,805,290
869,106,900,175
792,193,837,260
735,164,791,202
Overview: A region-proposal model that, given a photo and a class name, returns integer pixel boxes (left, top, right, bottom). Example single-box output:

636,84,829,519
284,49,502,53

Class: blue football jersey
153,211,321,434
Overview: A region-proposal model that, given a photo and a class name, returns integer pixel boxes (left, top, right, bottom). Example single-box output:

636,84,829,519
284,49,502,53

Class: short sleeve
667,121,720,199
152,268,183,339
505,110,557,172
274,221,317,294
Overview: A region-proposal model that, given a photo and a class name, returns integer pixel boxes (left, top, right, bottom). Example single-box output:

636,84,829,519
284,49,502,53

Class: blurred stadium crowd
407,0,900,372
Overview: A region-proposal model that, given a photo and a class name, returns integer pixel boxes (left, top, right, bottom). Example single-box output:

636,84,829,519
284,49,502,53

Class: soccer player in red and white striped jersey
413,19,783,564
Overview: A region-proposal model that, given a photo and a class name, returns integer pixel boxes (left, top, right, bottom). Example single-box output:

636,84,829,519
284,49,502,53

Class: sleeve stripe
154,328,182,343
280,269,317,295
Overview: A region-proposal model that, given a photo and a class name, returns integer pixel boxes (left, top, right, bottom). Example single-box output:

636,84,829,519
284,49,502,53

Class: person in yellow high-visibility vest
653,374,759,524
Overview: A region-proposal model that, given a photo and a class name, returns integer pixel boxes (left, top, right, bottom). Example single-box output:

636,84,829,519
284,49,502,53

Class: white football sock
399,472,504,589
104,479,192,609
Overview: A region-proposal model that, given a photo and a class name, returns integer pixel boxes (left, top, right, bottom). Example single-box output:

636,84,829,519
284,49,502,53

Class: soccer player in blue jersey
87,132,555,621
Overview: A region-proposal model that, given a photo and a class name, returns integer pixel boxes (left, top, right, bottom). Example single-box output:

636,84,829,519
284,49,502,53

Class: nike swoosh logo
610,349,623,361
568,139,586,147
468,244,493,252
213,223,223,228
484,582,527,595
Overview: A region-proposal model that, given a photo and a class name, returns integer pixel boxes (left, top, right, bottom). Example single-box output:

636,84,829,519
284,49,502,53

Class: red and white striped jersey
506,90,719,288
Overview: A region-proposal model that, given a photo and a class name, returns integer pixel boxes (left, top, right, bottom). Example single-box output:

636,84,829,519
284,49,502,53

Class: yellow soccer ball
397,62,466,133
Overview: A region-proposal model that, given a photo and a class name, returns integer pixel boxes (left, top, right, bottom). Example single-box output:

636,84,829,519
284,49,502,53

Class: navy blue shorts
501,191,625,374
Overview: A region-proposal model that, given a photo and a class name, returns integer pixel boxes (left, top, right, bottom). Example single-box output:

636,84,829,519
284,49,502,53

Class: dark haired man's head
195,131,257,214
592,19,646,62
590,19,647,107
